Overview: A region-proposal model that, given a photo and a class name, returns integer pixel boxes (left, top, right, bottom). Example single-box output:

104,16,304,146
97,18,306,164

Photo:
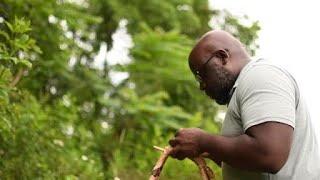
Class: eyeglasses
194,53,216,84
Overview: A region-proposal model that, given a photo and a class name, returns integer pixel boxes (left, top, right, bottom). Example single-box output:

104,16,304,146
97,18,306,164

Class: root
150,146,215,180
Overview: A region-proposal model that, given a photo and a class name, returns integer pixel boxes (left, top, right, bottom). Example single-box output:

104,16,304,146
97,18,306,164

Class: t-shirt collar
227,58,262,101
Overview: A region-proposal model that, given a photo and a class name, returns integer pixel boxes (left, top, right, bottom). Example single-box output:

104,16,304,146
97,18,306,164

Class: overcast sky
210,0,320,139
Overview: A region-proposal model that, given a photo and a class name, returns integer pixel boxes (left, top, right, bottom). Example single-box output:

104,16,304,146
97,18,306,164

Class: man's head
188,30,250,105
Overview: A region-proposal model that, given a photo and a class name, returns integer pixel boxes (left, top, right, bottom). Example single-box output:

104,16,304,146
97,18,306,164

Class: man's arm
206,153,222,167
204,121,293,173
170,122,293,174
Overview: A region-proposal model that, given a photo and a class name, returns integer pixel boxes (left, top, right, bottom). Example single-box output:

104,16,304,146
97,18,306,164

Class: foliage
0,17,40,70
0,0,259,179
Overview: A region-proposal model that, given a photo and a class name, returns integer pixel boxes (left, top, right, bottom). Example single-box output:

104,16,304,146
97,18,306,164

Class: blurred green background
0,0,259,179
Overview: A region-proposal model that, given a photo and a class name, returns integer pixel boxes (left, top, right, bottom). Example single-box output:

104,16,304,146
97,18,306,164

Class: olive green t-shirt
221,59,320,180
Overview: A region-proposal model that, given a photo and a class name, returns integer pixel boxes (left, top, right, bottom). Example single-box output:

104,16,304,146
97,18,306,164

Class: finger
169,146,187,160
176,150,187,160
177,155,186,160
169,146,179,158
169,138,179,147
169,146,185,160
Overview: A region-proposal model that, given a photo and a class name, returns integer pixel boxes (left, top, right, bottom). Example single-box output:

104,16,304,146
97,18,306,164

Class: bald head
189,30,249,74
188,30,250,105
199,30,244,51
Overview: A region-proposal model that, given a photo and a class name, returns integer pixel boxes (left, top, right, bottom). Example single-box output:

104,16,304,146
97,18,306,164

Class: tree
0,0,260,179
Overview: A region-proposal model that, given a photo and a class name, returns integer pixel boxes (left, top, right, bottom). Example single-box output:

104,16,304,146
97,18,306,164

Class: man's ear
215,49,230,65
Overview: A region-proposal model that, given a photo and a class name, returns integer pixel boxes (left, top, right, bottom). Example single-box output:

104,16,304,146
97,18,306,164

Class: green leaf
20,34,29,42
5,21,13,32
32,45,42,54
10,57,19,64
0,30,10,41
19,59,32,68
0,88,9,104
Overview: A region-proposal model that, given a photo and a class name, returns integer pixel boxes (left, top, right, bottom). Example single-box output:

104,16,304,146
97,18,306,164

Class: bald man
168,30,320,179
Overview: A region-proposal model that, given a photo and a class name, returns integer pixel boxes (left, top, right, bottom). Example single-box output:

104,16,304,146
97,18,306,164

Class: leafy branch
0,17,41,85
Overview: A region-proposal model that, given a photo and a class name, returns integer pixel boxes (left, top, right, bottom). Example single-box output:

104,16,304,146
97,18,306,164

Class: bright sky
210,0,320,139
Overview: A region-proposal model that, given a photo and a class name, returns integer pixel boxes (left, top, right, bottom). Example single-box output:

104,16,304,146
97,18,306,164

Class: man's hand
168,128,208,160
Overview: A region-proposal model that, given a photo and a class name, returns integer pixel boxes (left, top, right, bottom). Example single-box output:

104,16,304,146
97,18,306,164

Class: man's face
203,61,236,105
193,56,237,105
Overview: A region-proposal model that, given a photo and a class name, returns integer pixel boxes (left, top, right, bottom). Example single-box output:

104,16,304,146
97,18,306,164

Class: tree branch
150,146,215,180
10,68,24,87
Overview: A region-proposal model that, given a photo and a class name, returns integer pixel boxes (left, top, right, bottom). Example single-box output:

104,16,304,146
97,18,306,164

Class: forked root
149,146,215,180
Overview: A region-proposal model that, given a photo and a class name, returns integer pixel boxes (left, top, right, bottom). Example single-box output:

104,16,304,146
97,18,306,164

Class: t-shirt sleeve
237,65,296,131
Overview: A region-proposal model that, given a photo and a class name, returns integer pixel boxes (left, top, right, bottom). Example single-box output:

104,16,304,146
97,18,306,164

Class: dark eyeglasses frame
194,53,216,84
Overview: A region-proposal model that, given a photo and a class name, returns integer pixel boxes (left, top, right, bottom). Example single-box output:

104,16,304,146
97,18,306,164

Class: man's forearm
200,133,279,173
